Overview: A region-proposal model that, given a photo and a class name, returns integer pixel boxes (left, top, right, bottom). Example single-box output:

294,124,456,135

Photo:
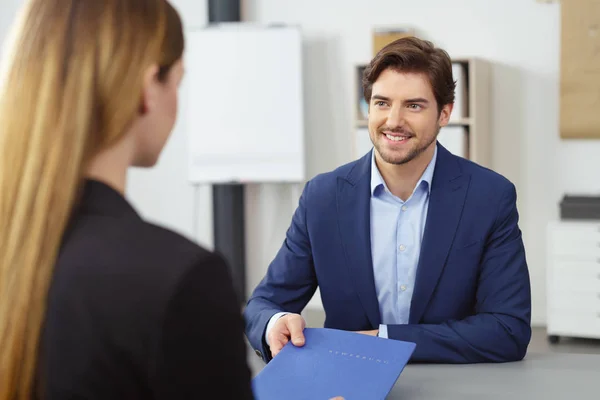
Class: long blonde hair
0,0,184,397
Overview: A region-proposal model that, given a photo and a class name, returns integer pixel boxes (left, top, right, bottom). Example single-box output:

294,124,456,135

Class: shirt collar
370,145,438,196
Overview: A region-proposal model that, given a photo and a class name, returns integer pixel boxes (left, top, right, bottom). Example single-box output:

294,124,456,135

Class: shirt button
401,205,407,211
400,285,407,291
399,244,406,251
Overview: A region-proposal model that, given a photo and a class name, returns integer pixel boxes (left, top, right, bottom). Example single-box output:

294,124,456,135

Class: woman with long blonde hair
0,0,253,398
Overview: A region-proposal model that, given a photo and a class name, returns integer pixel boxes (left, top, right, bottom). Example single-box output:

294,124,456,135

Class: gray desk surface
249,349,600,399
387,352,600,400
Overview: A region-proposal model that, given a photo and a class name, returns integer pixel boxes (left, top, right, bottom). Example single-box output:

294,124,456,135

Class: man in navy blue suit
244,36,531,364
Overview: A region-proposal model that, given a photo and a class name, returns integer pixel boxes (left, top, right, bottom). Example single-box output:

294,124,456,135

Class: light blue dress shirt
371,147,437,338
265,147,437,344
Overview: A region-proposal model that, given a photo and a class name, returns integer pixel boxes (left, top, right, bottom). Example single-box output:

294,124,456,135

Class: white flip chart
185,24,305,183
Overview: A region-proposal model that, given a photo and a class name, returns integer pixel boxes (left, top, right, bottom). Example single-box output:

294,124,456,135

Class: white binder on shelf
438,126,467,158
185,24,305,184
450,62,468,121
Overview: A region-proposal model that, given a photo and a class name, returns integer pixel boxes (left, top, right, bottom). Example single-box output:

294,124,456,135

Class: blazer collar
370,145,438,196
74,179,141,220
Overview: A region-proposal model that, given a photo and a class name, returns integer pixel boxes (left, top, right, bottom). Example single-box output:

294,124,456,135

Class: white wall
0,0,21,54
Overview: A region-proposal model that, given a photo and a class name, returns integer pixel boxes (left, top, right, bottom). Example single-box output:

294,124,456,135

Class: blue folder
252,327,416,400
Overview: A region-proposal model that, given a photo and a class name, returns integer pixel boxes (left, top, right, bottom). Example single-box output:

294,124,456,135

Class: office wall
0,0,21,54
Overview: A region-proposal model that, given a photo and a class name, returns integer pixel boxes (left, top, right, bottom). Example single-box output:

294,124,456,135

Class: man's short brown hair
362,36,456,112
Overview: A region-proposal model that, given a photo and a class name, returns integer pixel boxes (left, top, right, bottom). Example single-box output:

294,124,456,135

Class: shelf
448,117,472,126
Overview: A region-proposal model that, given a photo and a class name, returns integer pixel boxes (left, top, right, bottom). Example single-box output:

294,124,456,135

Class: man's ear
438,102,454,127
139,64,160,115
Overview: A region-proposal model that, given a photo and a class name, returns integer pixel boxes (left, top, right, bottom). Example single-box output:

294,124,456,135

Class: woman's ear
139,64,160,115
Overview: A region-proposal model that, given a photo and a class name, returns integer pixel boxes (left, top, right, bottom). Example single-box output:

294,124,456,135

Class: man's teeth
385,134,407,142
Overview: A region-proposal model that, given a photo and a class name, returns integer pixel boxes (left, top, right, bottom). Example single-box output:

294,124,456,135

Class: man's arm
243,181,317,362
386,183,532,363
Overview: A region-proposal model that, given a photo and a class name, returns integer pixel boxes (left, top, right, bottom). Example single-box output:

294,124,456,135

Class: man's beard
372,125,439,165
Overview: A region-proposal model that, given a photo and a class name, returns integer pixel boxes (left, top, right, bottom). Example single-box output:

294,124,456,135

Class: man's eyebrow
404,97,429,104
371,95,431,104
371,94,391,101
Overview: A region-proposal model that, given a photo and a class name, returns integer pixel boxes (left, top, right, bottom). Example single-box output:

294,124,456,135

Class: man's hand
267,313,306,357
356,329,378,336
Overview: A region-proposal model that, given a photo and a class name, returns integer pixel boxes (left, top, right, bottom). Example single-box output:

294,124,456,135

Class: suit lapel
337,151,381,328
409,144,470,324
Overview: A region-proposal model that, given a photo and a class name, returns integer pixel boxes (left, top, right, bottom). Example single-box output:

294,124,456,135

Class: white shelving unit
546,221,600,343
353,58,492,169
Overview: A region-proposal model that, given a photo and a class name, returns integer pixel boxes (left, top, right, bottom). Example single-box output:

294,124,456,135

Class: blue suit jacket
244,143,532,364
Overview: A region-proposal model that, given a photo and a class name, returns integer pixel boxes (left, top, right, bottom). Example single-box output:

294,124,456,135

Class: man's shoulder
456,156,515,196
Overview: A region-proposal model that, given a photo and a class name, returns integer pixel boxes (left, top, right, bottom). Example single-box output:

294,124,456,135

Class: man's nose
385,105,406,129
